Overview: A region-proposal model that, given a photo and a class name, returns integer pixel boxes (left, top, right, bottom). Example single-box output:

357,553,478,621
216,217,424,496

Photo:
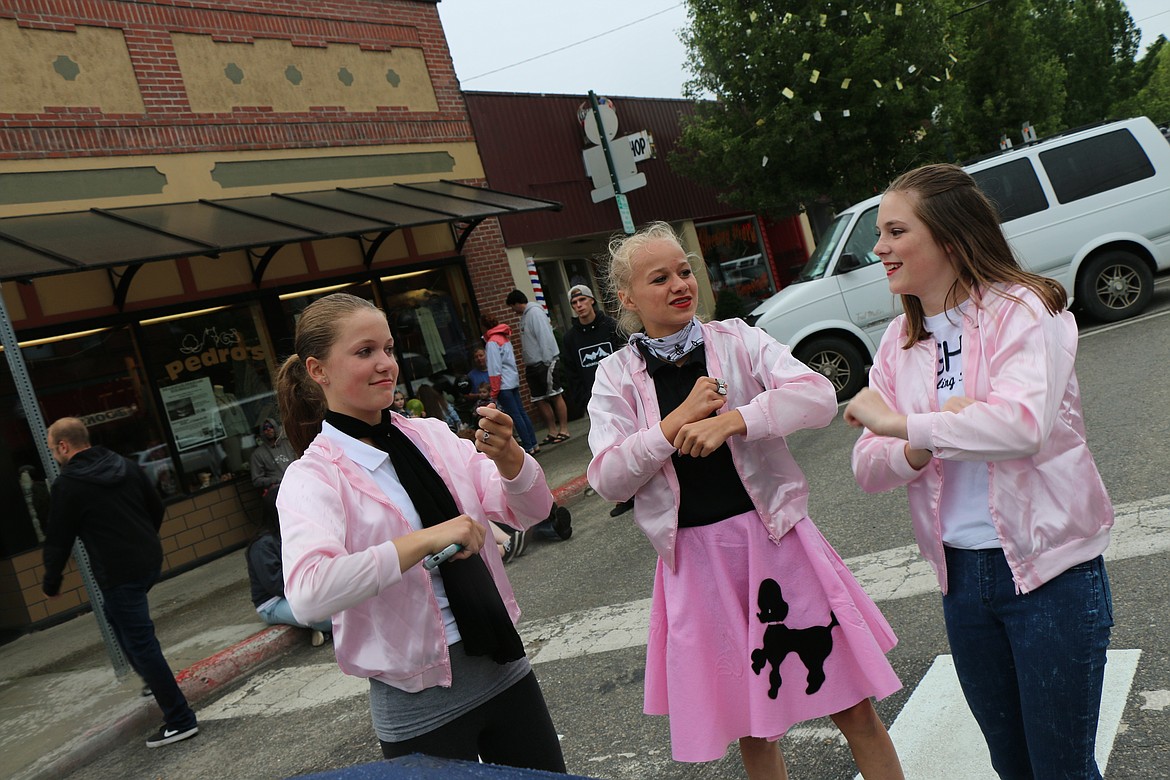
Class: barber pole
526,256,547,312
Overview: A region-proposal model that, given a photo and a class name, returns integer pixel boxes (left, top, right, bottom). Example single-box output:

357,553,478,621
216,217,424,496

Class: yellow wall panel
189,250,253,291
1,283,27,321
124,260,185,303
262,243,310,280
172,33,438,114
33,271,113,315
411,224,455,256
312,237,364,272
0,20,144,114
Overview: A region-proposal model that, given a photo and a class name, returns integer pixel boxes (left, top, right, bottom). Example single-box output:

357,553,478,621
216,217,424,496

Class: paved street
62,282,1170,780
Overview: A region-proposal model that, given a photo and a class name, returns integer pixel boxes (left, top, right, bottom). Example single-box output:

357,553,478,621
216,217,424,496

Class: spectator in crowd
561,283,631,518
505,290,570,446
250,416,298,527
246,511,333,646
419,384,466,435
41,417,200,748
481,312,540,456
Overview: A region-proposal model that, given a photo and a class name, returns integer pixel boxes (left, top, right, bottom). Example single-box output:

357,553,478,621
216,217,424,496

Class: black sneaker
551,505,572,540
146,724,199,748
610,498,634,518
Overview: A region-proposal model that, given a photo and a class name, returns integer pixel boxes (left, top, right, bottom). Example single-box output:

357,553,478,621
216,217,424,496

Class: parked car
747,116,1170,400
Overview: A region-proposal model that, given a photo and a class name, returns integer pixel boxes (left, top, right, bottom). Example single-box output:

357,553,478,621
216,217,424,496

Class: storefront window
137,305,277,495
381,265,475,395
0,326,163,557
695,217,776,317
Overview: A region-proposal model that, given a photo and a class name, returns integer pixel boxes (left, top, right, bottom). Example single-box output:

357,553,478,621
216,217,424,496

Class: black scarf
324,409,524,664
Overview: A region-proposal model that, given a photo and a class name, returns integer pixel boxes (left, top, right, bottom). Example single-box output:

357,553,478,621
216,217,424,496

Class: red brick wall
0,0,472,159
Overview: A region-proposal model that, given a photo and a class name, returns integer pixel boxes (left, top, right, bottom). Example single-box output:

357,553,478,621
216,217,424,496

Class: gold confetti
873,79,883,88
864,12,872,23
782,87,795,99
908,64,917,74
810,69,820,83
819,13,827,26
895,3,903,15
950,53,958,63
756,118,766,126
931,74,941,82
783,12,792,23
895,78,903,90
750,10,758,22
841,77,852,89
802,52,811,61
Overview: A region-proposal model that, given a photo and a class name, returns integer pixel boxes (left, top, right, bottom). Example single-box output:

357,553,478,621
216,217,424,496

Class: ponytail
276,353,326,456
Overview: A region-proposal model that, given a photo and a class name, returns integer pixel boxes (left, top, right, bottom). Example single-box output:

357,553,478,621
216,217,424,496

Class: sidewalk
0,415,595,780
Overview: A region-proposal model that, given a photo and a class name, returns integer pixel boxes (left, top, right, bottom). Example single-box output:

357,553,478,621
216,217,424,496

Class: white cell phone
423,543,462,570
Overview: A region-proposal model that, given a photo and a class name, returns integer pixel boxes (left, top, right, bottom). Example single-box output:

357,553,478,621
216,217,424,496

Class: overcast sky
437,0,1170,100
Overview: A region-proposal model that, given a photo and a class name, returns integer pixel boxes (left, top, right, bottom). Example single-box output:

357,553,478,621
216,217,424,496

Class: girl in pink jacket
845,164,1113,779
274,293,565,772
588,222,904,779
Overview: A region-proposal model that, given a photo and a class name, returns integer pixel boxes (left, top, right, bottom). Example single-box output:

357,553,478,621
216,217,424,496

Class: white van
747,115,1170,400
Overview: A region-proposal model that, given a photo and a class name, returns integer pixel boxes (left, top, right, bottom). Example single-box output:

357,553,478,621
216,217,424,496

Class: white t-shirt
925,304,1000,550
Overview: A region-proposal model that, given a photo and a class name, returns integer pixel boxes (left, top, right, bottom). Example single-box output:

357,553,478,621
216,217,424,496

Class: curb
17,625,300,780
552,473,591,507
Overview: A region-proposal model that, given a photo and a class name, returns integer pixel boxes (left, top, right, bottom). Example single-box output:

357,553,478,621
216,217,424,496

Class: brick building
0,0,556,632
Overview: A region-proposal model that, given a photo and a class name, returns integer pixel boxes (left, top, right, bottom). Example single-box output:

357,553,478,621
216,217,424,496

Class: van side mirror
836,253,862,274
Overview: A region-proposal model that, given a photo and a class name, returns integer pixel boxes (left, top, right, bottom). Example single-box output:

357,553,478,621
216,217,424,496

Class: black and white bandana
628,316,704,362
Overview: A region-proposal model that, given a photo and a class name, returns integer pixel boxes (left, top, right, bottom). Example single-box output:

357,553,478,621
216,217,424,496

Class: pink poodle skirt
643,511,902,762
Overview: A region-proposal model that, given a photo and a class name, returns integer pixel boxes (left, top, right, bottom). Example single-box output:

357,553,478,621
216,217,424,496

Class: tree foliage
674,0,1165,215
673,1,956,216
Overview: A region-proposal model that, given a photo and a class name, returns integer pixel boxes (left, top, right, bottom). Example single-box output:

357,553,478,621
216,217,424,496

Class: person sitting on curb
246,511,334,647
250,417,298,527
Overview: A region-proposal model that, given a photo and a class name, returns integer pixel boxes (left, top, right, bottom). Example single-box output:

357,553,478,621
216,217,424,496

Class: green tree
1032,0,1140,126
1118,37,1170,123
939,1,1067,160
673,1,956,216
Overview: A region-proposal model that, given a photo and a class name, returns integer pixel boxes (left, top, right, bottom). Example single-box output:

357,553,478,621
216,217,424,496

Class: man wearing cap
562,284,633,517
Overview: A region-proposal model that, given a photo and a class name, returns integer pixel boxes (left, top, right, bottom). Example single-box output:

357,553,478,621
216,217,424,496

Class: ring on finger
482,429,491,442
715,379,728,396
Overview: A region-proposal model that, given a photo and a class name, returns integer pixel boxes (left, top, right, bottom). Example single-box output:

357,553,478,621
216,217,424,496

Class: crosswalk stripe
860,649,1141,779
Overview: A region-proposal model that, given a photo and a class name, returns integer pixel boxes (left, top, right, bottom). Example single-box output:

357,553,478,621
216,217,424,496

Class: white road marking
522,494,1170,663
198,662,365,721
862,649,1140,780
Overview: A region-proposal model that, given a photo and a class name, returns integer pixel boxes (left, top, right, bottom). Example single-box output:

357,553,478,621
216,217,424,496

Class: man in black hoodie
42,417,199,748
561,284,633,518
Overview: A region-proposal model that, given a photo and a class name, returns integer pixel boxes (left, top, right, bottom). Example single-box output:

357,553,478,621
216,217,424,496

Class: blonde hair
605,221,699,335
276,293,382,454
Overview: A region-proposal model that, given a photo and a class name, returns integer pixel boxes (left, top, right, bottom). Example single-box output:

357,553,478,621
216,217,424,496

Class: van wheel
796,337,866,402
1077,250,1153,322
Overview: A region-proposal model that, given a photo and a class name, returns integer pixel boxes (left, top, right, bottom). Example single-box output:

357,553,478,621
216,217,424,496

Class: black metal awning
0,180,561,292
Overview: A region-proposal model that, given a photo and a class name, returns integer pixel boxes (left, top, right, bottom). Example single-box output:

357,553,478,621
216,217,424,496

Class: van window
970,159,1049,222
836,205,881,272
1039,129,1155,204
795,212,852,282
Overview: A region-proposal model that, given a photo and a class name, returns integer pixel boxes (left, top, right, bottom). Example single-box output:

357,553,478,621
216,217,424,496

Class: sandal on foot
553,432,571,442
540,435,560,446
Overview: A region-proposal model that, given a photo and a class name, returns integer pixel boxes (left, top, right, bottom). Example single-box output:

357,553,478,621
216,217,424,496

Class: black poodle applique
750,578,839,699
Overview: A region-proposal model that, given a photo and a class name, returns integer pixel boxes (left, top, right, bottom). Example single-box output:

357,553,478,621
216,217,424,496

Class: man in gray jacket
250,417,297,524
505,289,570,445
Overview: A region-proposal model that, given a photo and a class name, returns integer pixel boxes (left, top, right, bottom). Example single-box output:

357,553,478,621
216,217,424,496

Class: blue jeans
495,387,537,451
101,569,198,731
942,547,1112,780
257,597,332,633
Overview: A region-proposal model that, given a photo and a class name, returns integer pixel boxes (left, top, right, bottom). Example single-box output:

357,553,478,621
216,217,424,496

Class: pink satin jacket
852,285,1113,594
587,319,838,571
276,415,552,691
